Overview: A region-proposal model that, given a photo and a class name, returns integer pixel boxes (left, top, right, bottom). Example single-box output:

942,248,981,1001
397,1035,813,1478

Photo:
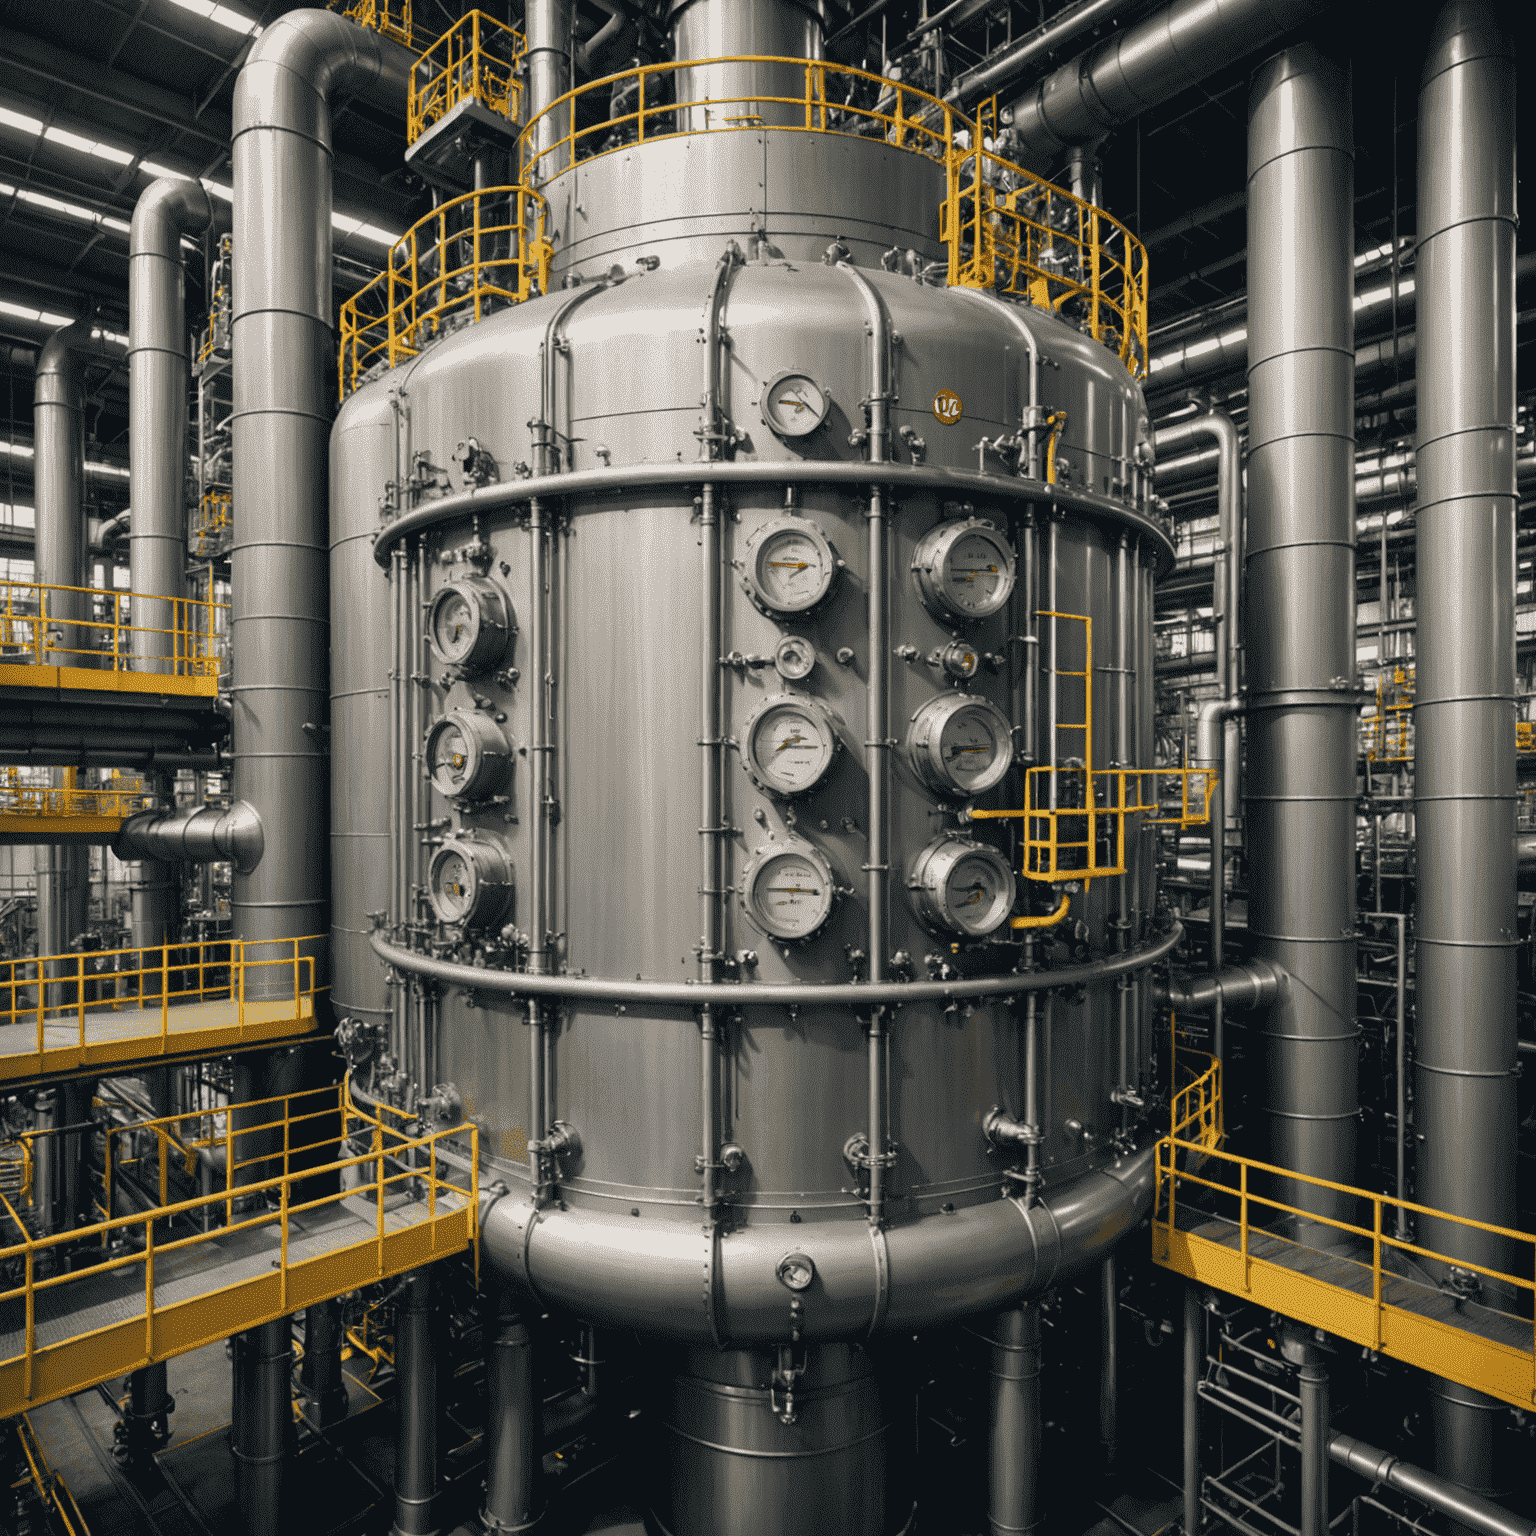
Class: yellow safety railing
408,10,524,145
1153,1136,1536,1411
192,489,231,560
13,1414,91,1535
1519,722,1535,756
0,580,226,681
972,611,1215,889
337,186,552,395
1171,1046,1222,1152
0,935,323,1078
1365,665,1414,763
0,1082,475,1414
331,0,413,49
0,769,149,822
0,1137,31,1205
521,56,961,184
944,98,1148,378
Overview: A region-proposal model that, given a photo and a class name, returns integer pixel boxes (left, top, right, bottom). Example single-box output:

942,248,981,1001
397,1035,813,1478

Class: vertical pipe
481,1296,538,1534
1414,4,1518,1509
1099,1255,1118,1474
697,478,722,1219
526,0,574,174
1244,45,1358,1225
299,1298,348,1430
390,1269,437,1536
988,1303,1042,1536
1183,1288,1202,1536
1299,1348,1330,1536
233,1317,291,1536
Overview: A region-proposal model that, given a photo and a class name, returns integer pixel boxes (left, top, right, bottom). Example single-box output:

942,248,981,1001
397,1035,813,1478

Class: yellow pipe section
1012,894,1070,931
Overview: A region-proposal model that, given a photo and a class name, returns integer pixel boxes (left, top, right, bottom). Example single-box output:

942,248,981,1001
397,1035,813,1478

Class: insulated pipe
481,1298,538,1534
1099,1256,1118,1473
1005,0,1328,173
233,1317,292,1536
230,11,410,984
1243,45,1358,1227
1329,1434,1536,1536
988,1304,1042,1536
390,1269,437,1536
526,0,575,173
1414,4,1519,1509
299,1299,348,1431
944,0,1135,109
1299,1348,1330,1536
33,323,93,968
1189,694,1243,1059
1159,958,1285,1012
116,803,264,874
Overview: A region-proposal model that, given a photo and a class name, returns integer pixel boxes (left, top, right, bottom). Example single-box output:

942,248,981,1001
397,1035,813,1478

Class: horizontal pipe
372,923,1183,1008
1159,958,1287,1011
942,0,1135,108
371,460,1174,572
1329,1433,1536,1536
484,1141,1157,1344
115,803,264,873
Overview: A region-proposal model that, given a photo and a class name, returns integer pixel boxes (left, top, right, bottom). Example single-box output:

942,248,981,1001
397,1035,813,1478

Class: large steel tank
333,4,1172,1529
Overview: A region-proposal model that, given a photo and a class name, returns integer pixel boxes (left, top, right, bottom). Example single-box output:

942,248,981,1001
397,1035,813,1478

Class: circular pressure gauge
743,517,840,616
741,839,837,942
907,836,1016,938
428,836,514,930
742,694,840,797
426,710,513,801
760,370,831,439
774,634,817,682
904,693,1015,797
427,575,515,673
912,518,1017,623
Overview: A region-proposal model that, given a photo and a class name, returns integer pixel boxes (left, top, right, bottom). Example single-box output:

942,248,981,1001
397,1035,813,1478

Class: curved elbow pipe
1193,696,1243,769
115,802,264,875
482,1142,1156,1345
1159,958,1288,1011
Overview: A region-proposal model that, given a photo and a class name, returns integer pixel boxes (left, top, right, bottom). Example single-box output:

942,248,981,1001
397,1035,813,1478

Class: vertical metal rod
1047,517,1059,811
1184,1288,1201,1536
698,477,722,1220
1300,1350,1330,1536
1393,912,1407,1242
988,1304,1042,1536
1099,1255,1118,1474
1020,512,1039,767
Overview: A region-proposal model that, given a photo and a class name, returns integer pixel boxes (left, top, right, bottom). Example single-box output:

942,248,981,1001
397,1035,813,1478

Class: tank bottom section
650,1345,914,1536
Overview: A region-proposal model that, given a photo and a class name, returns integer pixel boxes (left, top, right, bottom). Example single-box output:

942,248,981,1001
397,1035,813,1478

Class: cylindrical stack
1243,44,1358,1224
1412,0,1519,1509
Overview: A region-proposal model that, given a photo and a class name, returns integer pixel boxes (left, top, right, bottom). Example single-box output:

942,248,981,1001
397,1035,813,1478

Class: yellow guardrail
0,776,149,822
192,489,231,559
0,935,323,1079
1154,1136,1536,1411
0,580,226,684
0,1082,475,1416
14,1413,91,1535
1363,663,1534,762
517,59,1148,378
972,612,1214,890
1171,1045,1222,1151
408,10,523,145
331,0,413,48
945,98,1148,378
338,185,552,395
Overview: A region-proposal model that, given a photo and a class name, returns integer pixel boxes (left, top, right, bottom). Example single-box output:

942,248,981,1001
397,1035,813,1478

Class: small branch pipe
390,1269,437,1536
988,1303,1042,1536
482,1297,538,1533
373,922,1180,1007
1099,1255,1118,1473
1004,0,1328,172
484,1141,1157,1345
1330,1434,1536,1536
1183,1288,1202,1536
1244,44,1359,1229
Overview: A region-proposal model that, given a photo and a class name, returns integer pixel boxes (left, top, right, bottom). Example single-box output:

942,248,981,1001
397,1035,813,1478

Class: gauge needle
768,887,819,895
774,735,805,753
945,744,989,759
768,560,809,570
959,884,985,905
778,397,808,411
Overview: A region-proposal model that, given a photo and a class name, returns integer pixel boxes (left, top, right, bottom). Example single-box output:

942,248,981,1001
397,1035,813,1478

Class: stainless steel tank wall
341,260,1162,1254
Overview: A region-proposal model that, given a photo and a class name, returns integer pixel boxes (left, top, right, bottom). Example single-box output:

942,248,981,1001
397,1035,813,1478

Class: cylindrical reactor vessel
332,7,1169,1528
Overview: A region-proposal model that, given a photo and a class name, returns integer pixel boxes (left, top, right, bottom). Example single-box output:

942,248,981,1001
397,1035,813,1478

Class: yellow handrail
0,775,149,821
408,10,524,145
337,185,552,395
0,1081,477,1408
14,1413,91,1535
0,935,325,1075
331,0,413,49
0,579,226,679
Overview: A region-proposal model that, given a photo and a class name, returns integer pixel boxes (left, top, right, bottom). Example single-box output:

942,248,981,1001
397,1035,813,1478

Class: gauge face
744,696,838,796
912,518,1017,623
426,710,512,801
428,838,514,929
774,634,817,682
744,518,839,615
908,836,1016,937
427,576,514,672
760,370,831,439
905,694,1015,796
743,842,836,941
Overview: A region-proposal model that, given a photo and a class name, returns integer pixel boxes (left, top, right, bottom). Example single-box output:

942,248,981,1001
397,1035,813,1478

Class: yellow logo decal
932,389,963,425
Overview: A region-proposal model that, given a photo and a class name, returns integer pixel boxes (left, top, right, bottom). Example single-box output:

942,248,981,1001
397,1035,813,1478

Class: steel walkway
1152,1136,1536,1412
0,1085,477,1419
0,936,322,1082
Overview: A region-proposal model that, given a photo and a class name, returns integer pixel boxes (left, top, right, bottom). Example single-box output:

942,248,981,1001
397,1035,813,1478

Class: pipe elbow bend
1160,958,1288,1011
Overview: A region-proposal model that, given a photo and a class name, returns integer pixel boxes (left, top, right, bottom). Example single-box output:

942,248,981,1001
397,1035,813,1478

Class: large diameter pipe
116,803,264,874
1005,0,1327,173
945,0,1134,110
233,1317,291,1536
230,12,408,978
481,1299,538,1533
526,0,575,172
390,1269,437,1536
988,1303,1042,1536
1414,3,1518,1510
1330,1433,1536,1536
1243,44,1358,1229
